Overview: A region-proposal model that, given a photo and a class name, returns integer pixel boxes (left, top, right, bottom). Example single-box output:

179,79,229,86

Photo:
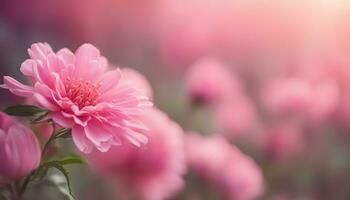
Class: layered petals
1,42,152,153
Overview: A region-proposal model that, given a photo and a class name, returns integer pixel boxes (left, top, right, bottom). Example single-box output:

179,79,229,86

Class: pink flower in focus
185,58,241,105
264,123,304,162
186,133,264,200
1,43,152,153
121,68,153,100
86,108,186,200
0,112,41,181
214,97,257,139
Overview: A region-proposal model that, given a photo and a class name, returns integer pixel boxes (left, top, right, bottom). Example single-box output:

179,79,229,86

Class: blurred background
2,0,350,199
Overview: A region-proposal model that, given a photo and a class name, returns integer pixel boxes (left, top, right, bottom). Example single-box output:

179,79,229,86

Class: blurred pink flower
336,90,350,125
1,43,152,153
214,97,257,138
0,112,41,181
185,58,241,105
86,108,186,200
263,77,339,123
122,68,153,100
264,123,304,162
156,0,308,67
186,133,264,200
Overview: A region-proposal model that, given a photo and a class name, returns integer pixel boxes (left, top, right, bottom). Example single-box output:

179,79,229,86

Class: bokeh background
2,0,350,199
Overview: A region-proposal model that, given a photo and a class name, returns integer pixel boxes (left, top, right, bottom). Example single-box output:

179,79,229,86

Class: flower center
65,78,101,108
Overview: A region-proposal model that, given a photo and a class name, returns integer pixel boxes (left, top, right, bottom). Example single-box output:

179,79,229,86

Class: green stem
10,183,19,200
41,122,57,158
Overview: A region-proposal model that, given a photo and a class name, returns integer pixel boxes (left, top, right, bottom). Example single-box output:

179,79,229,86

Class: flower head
264,123,304,162
263,77,339,123
1,43,152,153
0,112,41,181
87,108,186,200
186,133,264,200
185,58,241,105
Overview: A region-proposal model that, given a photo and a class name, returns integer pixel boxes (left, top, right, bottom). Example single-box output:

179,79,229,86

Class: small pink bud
0,112,41,181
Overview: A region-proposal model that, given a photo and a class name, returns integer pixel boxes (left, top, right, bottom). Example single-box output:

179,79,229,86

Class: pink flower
86,108,186,200
1,43,152,153
263,78,312,115
156,0,307,67
264,123,304,162
121,68,153,100
263,77,339,123
186,133,264,200
185,58,241,105
0,112,41,181
214,97,257,139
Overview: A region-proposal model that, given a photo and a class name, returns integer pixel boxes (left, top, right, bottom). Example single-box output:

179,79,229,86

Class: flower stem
41,125,57,158
10,183,19,200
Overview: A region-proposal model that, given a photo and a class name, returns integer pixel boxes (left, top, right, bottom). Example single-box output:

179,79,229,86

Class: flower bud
0,112,41,181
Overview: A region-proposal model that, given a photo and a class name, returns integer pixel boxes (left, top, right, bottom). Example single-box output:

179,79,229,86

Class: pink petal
72,126,93,154
124,128,148,147
34,82,54,98
32,93,59,111
51,112,74,128
32,62,56,89
85,120,113,146
51,72,66,96
56,48,75,66
46,53,64,74
122,119,149,133
2,76,33,97
28,43,54,61
61,111,89,127
74,43,100,77
99,68,122,93
98,56,109,72
20,59,36,77
83,60,104,82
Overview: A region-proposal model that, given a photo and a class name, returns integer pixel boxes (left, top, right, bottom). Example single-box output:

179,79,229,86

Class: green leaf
33,165,49,180
44,162,75,198
54,128,72,139
36,156,85,197
30,111,49,123
58,155,85,165
4,105,47,117
33,155,84,181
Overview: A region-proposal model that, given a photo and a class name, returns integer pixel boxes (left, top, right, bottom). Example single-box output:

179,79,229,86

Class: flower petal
20,59,36,77
85,120,113,147
2,76,33,97
56,48,75,66
99,69,122,93
123,128,148,147
32,93,59,111
28,43,54,62
72,126,93,154
51,112,74,128
74,43,100,77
